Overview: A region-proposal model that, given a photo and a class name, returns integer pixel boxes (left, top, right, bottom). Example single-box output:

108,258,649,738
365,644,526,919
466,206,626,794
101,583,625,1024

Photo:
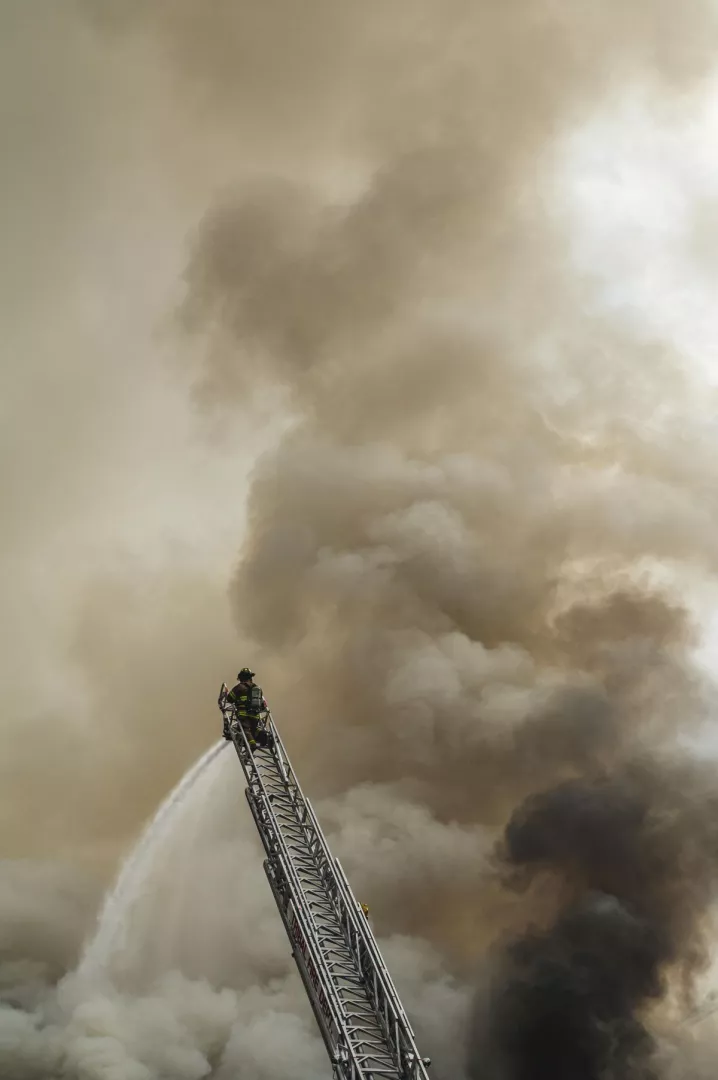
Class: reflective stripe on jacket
229,682,264,717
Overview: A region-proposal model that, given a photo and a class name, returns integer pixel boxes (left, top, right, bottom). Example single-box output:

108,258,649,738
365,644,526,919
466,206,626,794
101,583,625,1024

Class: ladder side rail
251,725,395,1028
264,712,432,1080
244,786,343,1071
219,692,365,1080
266,712,429,1078
333,855,420,1032
308,816,431,1080
254,808,362,1080
263,855,344,1072
219,688,432,1080
332,859,431,1080
244,789,371,1080
267,713,426,1021
243,713,403,1076
224,703,350,1032
230,722,366,1080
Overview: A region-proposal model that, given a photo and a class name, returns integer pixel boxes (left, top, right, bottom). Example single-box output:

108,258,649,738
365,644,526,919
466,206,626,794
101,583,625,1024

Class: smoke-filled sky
5,1,718,1078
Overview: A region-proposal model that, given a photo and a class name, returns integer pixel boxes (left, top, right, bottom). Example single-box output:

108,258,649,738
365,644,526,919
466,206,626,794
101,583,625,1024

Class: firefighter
228,667,266,750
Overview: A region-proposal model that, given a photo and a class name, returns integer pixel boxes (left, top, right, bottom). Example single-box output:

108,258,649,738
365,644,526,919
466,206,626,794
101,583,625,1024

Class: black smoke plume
469,766,718,1080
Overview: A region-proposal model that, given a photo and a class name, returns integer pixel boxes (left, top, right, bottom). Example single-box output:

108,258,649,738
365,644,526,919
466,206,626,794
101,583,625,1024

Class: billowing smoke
174,0,718,1073
469,764,718,1079
4,0,718,1078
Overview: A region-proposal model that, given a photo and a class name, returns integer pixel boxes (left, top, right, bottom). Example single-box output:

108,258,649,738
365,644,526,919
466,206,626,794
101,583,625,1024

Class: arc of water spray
75,739,227,985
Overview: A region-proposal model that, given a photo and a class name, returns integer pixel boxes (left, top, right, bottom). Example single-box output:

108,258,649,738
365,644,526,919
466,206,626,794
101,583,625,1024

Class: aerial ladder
218,685,434,1080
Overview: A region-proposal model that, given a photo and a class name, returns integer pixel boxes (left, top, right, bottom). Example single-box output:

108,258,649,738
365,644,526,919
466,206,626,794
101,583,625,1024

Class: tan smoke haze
4,0,718,1077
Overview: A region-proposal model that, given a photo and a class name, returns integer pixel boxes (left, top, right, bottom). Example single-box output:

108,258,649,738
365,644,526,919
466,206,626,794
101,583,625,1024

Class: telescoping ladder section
218,685,432,1080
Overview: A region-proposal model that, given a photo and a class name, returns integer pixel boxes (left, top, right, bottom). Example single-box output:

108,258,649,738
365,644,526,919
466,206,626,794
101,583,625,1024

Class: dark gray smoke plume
4,0,718,1078
469,765,718,1080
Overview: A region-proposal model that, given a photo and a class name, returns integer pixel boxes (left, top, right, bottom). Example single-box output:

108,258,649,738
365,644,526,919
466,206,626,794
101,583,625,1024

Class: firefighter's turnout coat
228,681,265,736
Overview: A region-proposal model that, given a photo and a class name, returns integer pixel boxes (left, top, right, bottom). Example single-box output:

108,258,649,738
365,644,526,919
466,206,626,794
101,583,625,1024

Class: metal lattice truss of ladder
218,684,433,1080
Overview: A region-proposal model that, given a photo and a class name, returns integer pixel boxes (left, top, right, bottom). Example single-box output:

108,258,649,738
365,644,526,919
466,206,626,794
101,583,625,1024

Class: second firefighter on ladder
225,667,269,750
